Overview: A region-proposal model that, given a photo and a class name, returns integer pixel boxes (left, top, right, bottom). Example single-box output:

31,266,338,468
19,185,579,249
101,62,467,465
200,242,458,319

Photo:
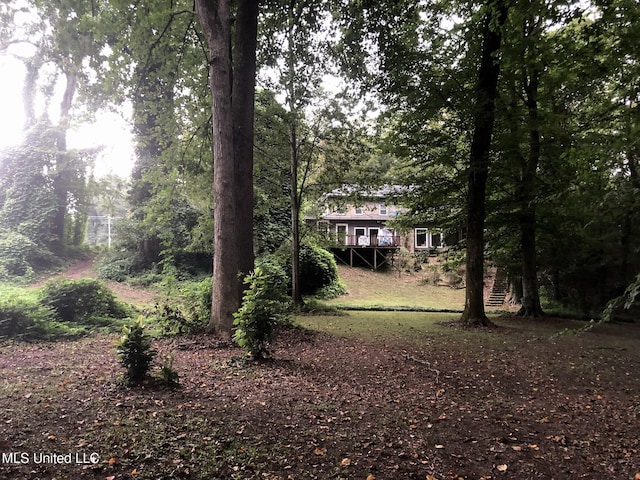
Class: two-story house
308,185,449,269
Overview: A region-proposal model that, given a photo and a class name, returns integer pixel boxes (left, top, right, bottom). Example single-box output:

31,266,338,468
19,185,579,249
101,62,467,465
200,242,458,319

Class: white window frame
336,223,348,245
355,206,364,215
415,228,430,249
379,204,387,215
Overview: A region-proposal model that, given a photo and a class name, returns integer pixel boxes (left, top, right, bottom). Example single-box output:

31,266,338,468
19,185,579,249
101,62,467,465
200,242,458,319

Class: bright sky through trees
0,53,134,178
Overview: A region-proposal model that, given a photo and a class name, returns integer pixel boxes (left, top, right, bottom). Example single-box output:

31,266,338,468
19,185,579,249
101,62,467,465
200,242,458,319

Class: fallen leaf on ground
313,447,327,456
340,458,351,466
496,464,507,472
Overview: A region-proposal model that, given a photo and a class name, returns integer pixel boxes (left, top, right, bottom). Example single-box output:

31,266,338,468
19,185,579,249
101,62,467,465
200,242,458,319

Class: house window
379,204,387,215
317,221,330,235
336,224,348,245
415,228,429,248
432,232,442,248
355,206,363,215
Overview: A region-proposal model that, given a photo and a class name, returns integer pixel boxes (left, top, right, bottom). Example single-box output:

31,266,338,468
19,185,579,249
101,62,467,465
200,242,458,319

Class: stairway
486,268,508,307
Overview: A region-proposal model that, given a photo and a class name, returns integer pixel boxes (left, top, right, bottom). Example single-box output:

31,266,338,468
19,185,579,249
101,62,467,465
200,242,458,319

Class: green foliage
233,261,291,360
314,279,347,300
40,278,131,324
298,244,341,296
116,316,157,383
274,243,341,297
0,285,89,340
94,250,141,282
155,277,212,335
0,230,60,282
601,273,640,324
0,297,53,338
156,354,180,389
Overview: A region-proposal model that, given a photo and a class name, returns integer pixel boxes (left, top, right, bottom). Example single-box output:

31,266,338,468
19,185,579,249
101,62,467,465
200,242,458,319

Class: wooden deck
329,244,399,270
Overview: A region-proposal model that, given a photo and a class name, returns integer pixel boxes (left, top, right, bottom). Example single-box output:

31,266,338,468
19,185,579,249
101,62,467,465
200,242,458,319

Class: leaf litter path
1,316,639,480
30,255,157,306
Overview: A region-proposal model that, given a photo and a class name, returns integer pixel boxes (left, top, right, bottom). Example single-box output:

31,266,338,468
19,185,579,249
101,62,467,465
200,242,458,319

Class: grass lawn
324,265,466,311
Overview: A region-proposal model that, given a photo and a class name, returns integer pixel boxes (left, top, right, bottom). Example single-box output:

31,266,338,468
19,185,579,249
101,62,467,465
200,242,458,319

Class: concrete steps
486,268,508,307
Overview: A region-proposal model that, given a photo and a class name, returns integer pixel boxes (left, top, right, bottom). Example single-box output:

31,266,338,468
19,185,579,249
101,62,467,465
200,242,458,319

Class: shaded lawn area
1,313,639,480
325,266,467,311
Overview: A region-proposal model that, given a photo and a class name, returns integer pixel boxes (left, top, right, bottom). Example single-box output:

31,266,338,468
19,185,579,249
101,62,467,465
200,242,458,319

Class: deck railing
329,234,401,247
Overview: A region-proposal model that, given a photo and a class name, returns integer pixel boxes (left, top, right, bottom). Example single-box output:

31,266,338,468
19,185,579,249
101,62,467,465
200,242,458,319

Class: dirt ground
1,314,639,480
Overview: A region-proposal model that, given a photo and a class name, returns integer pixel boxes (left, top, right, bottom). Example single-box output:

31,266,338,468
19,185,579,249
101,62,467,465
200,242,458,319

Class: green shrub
233,260,291,360
116,316,156,383
0,290,87,340
40,278,131,324
156,354,180,389
0,298,48,338
155,277,212,335
299,244,340,295
274,243,341,296
314,278,347,299
94,250,141,282
0,230,59,282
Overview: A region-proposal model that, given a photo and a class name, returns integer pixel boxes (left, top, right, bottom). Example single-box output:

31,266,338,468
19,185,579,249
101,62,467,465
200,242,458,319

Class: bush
40,278,131,324
155,277,212,335
95,250,143,282
156,354,180,388
299,244,340,295
0,230,59,282
0,291,88,340
314,279,347,299
0,298,51,338
116,316,156,383
274,243,341,296
233,260,291,360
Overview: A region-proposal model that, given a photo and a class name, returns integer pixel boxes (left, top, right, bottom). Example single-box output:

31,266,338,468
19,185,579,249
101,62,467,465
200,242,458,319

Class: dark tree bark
232,0,259,286
461,0,509,326
517,69,544,317
196,0,258,340
290,122,304,306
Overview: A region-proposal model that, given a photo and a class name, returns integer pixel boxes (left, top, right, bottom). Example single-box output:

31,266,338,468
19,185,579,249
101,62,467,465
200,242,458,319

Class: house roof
322,184,411,200
320,211,402,221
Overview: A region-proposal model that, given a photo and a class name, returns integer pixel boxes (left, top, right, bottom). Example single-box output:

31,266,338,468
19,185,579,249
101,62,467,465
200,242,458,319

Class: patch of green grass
0,283,40,302
294,310,638,353
325,266,465,310
294,310,458,341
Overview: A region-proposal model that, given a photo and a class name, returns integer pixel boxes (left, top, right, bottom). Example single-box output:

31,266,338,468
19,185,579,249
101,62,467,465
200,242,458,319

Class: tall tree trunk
232,0,258,285
51,70,77,249
197,0,238,340
284,0,303,307
22,58,40,129
197,0,259,340
461,0,508,326
290,122,304,306
517,69,544,317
